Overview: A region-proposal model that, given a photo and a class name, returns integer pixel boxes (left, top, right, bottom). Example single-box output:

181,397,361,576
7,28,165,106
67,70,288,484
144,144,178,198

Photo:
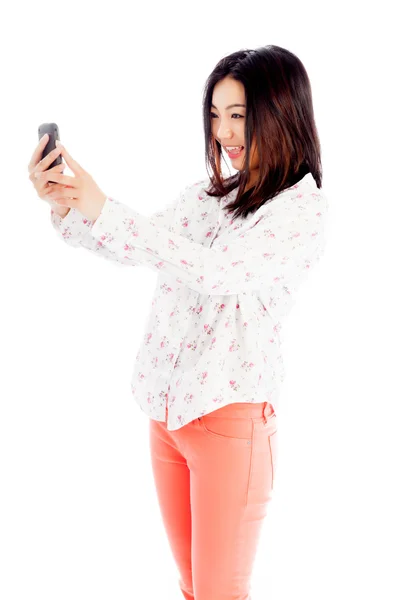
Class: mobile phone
38,123,63,183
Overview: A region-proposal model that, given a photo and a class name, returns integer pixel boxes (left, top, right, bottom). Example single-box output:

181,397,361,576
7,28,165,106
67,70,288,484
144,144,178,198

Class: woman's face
211,76,259,185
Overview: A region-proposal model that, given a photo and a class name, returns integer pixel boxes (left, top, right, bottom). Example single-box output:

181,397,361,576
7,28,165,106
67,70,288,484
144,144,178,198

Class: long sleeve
89,189,328,295
50,193,180,267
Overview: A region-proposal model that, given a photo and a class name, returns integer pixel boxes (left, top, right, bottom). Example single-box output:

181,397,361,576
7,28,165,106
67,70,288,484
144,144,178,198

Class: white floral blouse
50,172,329,431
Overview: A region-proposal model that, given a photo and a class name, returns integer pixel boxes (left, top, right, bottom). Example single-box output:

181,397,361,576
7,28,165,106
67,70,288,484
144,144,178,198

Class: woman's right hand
28,134,71,217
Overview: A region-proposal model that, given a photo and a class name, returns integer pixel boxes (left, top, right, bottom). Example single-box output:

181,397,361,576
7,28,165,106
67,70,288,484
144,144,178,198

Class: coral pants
149,401,278,600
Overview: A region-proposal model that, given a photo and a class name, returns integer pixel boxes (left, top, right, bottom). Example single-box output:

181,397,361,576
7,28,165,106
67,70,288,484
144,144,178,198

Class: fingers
33,163,65,197
29,160,64,186
42,181,67,197
33,167,77,190
56,144,83,176
28,134,49,172
28,141,63,175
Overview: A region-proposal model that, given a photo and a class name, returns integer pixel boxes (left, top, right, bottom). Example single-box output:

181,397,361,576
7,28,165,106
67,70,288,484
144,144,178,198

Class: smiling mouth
225,146,244,157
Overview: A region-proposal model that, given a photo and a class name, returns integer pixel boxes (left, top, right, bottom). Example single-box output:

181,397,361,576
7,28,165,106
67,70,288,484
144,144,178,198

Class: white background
1,1,399,598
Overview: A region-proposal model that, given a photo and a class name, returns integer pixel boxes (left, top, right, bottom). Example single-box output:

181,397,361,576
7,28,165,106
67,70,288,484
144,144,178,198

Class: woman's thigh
149,419,193,592
187,402,278,599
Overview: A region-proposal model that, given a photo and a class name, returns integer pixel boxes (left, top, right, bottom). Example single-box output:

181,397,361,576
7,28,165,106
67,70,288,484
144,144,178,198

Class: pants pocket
198,414,253,447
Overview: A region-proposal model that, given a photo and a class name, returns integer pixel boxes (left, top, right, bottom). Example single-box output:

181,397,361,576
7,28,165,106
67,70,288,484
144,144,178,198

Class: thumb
56,141,84,176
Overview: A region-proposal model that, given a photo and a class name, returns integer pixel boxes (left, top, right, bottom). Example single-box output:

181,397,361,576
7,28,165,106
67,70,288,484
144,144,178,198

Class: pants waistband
196,401,276,423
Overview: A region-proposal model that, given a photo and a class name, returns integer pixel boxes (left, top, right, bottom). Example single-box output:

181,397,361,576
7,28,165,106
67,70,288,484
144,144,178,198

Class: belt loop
262,401,268,425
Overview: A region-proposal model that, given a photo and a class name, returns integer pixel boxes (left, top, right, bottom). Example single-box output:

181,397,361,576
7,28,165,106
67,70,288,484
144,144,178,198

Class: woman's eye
210,113,243,119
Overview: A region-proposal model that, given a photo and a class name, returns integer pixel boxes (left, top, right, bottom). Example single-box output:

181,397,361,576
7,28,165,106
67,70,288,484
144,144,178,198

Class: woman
29,44,329,600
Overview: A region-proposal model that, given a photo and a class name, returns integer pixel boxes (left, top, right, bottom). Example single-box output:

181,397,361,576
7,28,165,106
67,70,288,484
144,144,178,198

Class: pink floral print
51,172,329,431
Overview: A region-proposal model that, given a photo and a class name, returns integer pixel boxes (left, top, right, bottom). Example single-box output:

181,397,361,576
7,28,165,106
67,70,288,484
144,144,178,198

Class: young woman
29,44,329,600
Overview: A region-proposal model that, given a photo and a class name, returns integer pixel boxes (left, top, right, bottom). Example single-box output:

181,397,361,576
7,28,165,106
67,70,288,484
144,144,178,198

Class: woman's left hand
34,141,107,222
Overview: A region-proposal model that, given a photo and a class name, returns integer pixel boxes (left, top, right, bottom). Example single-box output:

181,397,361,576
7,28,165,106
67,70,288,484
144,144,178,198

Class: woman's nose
217,125,232,138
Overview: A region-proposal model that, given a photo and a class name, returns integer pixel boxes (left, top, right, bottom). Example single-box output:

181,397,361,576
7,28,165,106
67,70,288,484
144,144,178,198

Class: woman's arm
50,194,180,267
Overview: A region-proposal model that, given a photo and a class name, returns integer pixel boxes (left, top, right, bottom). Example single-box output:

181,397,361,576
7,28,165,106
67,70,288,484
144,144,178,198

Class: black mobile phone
38,122,63,183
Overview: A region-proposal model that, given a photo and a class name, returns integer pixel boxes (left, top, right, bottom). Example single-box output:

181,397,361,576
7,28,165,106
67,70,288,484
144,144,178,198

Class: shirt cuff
90,196,116,236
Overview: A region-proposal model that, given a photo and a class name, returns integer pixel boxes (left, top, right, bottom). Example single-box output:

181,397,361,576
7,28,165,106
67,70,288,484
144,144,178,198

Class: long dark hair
202,45,323,221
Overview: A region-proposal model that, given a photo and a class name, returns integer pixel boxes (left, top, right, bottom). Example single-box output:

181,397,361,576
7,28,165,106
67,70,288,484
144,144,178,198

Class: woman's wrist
52,205,70,218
